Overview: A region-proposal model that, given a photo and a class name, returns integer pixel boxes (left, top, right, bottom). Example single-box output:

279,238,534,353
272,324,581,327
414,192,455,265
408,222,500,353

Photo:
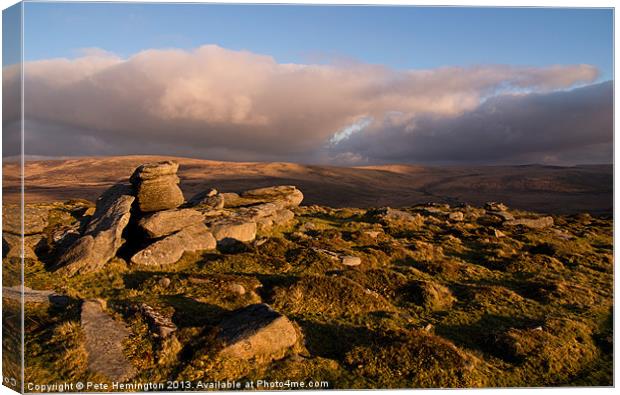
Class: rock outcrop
49,161,306,275
81,299,136,381
55,184,134,276
130,161,185,213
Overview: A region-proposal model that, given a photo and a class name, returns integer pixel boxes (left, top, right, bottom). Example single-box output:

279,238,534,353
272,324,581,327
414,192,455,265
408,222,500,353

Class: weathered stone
188,188,225,209
367,207,422,225
130,161,184,213
363,230,382,238
2,205,50,235
341,255,362,267
240,186,304,208
493,211,515,221
3,286,69,307
129,160,179,182
449,211,464,221
221,192,243,207
133,175,185,213
134,303,177,338
485,202,509,212
81,299,136,381
159,277,172,288
226,283,246,295
138,208,205,238
217,304,298,361
56,184,134,276
505,216,554,229
131,224,216,266
424,207,445,215
210,220,257,244
51,223,81,244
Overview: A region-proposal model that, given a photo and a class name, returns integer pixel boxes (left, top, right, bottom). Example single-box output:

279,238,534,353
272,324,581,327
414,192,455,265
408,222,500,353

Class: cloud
3,44,609,164
329,81,612,165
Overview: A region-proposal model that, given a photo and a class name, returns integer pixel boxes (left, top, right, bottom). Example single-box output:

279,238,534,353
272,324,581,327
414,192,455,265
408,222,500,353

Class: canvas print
1,1,614,392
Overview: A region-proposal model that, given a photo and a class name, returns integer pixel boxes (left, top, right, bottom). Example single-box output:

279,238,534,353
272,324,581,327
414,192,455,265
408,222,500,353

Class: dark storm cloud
329,81,613,165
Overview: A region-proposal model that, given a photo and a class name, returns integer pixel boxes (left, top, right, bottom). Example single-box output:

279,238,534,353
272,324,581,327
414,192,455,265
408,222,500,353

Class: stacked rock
128,161,217,266
130,161,185,213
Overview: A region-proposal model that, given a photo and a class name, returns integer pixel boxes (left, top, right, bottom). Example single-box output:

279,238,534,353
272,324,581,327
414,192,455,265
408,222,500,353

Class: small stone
448,211,464,221
494,229,506,238
158,277,171,288
363,230,381,238
134,303,177,338
341,255,362,266
485,202,509,212
226,283,246,295
253,238,269,247
494,211,515,221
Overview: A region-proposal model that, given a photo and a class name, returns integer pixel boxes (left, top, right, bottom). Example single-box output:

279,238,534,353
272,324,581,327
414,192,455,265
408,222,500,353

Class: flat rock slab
81,299,136,382
131,224,216,266
3,286,69,307
138,208,205,238
2,205,50,235
217,303,298,361
505,216,554,229
210,220,257,244
240,186,304,208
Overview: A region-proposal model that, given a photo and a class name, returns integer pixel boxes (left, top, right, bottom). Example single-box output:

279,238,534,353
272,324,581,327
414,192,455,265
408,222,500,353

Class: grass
3,202,614,389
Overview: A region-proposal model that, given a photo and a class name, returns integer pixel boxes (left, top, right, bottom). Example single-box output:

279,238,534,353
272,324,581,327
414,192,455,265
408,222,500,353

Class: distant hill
2,155,612,215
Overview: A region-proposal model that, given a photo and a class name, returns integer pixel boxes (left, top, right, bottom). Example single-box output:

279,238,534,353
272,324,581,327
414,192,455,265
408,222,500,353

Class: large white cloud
3,44,609,163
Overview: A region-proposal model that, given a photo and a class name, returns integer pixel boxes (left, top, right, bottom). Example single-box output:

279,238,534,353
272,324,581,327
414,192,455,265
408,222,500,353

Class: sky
2,2,614,165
